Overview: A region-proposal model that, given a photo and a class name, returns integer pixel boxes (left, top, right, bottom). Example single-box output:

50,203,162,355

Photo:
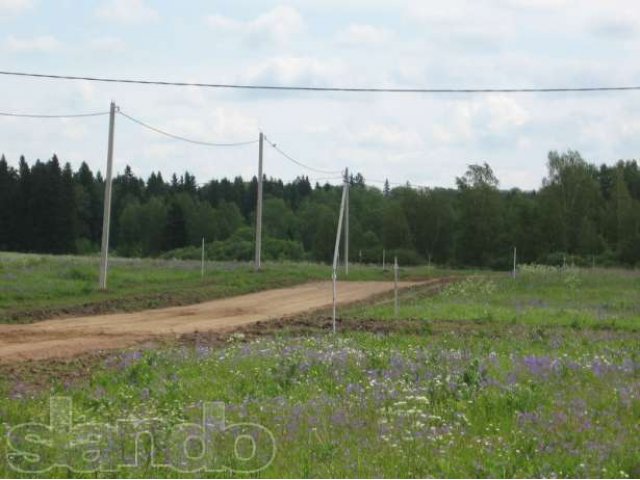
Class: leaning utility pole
344,168,349,275
98,101,116,290
254,132,264,271
332,172,349,333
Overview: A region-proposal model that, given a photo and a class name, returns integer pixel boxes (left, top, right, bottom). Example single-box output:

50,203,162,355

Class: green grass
351,266,640,330
0,251,450,323
0,264,639,477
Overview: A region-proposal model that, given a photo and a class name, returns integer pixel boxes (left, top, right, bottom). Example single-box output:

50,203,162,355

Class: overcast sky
1,0,640,190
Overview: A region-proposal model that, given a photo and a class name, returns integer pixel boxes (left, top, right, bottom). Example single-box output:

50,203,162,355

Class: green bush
161,233,305,262
386,248,425,266
263,237,305,261
74,238,98,255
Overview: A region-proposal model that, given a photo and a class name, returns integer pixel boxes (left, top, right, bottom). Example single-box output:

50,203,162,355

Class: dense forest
0,150,639,268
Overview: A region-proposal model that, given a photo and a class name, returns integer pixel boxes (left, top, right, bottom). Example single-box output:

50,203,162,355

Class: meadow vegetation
0,265,638,477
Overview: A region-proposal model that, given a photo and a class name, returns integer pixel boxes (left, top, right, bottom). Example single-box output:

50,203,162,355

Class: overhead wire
0,107,422,189
0,107,421,189
0,107,345,177
263,135,343,175
2,70,640,94
366,178,430,190
117,110,258,147
0,110,110,118
309,176,345,183
0,106,423,186
2,71,637,189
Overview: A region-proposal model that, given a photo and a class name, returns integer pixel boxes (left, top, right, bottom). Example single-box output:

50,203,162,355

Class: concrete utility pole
254,132,264,271
382,248,386,271
201,237,205,278
332,174,349,334
344,168,349,275
98,101,116,290
394,256,399,318
512,246,517,279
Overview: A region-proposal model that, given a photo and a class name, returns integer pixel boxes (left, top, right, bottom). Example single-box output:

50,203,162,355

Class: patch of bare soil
0,278,454,395
0,280,437,363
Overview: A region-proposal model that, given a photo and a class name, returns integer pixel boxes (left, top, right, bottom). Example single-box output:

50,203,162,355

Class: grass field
351,264,640,330
0,252,447,324
0,260,639,477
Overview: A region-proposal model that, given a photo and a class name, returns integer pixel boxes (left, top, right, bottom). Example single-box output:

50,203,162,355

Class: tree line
0,150,639,267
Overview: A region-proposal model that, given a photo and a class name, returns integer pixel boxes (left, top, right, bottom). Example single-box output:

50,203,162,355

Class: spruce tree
58,162,78,252
162,199,187,250
0,155,17,249
16,156,32,250
383,179,391,197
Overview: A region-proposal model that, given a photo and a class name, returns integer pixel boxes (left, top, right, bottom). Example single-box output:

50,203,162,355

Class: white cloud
205,6,304,46
430,95,529,146
89,36,126,52
431,110,474,145
131,108,258,147
96,0,159,24
348,124,423,149
482,95,530,131
209,108,259,140
498,169,541,189
588,10,640,40
205,14,237,30
5,35,60,52
303,124,332,135
61,120,88,141
406,1,516,49
243,56,344,86
142,143,180,161
74,81,97,104
490,0,640,41
618,118,640,138
0,0,31,14
169,108,258,141
335,24,392,46
493,0,570,10
6,0,640,191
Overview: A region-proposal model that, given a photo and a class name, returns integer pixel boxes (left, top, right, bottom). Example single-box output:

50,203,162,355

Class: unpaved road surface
0,280,424,363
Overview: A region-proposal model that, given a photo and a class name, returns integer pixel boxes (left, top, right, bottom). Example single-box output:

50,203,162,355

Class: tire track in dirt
0,280,433,363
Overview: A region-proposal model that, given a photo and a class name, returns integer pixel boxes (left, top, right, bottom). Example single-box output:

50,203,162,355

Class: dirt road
0,280,424,363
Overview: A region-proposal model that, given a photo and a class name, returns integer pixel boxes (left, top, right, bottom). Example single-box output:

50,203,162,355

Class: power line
0,110,110,118
2,70,640,94
367,178,430,190
0,104,433,190
118,110,258,147
263,136,343,175
310,176,344,183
